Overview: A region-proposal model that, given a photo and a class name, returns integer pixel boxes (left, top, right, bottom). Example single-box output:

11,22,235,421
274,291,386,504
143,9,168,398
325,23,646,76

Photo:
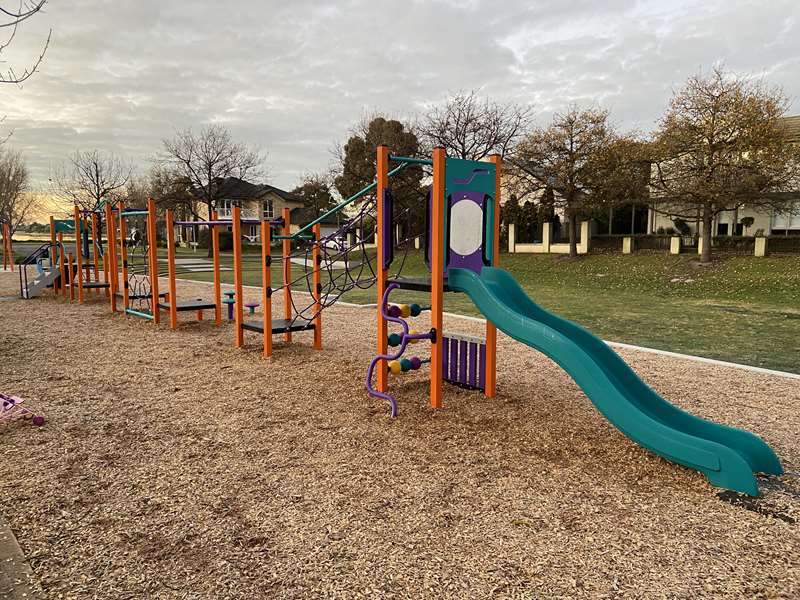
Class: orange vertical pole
484,154,502,398
67,254,75,302
91,212,101,295
102,253,110,297
232,206,244,348
118,202,130,312
430,147,446,410
49,216,58,294
261,220,272,358
375,145,389,393
165,209,178,330
147,198,160,324
211,211,222,326
312,223,322,350
282,207,292,343
104,203,118,312
73,205,84,304
58,232,66,298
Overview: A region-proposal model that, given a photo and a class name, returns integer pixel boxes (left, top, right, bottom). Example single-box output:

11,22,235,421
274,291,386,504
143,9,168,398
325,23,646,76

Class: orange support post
102,253,110,296
118,201,130,312
104,203,118,312
73,205,84,304
484,154,501,398
211,211,222,325
58,232,67,298
91,212,101,295
67,254,75,302
430,147,446,409
375,146,390,393
312,223,322,350
232,206,244,348
165,209,178,330
261,220,272,358
49,216,58,294
282,207,292,343
146,198,160,324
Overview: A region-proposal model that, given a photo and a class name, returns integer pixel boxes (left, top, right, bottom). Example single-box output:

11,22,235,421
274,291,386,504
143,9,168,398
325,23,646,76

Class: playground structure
13,146,784,497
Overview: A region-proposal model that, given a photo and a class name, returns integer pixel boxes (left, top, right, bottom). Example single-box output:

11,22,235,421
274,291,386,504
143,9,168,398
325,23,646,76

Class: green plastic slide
447,267,782,496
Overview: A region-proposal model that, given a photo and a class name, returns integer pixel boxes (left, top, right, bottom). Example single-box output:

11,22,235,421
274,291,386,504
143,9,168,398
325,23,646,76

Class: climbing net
276,192,419,329
125,219,157,313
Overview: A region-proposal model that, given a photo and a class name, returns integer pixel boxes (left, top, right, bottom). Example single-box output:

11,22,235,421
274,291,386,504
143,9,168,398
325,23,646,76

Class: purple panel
468,342,478,387
459,340,468,384
450,338,459,381
478,343,486,391
442,336,449,380
382,189,394,269
447,191,486,276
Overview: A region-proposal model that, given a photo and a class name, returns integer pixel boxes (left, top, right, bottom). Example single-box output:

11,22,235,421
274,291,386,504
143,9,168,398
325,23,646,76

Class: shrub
672,218,692,237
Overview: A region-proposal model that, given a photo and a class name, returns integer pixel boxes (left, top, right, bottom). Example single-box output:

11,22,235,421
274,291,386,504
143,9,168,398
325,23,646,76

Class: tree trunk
568,210,578,258
700,204,713,263
731,206,738,237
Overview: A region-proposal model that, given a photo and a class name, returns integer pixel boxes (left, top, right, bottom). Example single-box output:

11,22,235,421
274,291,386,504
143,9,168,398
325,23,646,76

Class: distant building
648,115,800,236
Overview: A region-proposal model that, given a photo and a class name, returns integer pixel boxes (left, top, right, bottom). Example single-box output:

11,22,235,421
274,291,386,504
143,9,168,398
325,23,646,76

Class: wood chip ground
1,270,798,599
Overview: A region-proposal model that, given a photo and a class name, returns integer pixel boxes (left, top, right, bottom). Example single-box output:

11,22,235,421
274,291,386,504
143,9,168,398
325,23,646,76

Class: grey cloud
0,0,798,190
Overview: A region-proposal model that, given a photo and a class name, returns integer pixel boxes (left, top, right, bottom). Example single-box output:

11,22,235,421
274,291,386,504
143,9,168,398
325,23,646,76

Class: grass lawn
124,246,800,374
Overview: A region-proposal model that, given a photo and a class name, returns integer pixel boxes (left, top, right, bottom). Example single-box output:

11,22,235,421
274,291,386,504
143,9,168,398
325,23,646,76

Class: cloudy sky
2,0,799,190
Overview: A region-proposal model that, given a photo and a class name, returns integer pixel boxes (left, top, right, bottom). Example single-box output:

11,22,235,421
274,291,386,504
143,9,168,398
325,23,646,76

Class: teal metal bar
290,162,410,240
125,308,154,320
120,211,149,218
389,155,433,166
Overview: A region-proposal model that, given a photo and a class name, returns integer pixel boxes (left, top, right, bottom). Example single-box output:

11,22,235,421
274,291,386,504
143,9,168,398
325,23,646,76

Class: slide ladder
18,243,64,299
447,267,782,496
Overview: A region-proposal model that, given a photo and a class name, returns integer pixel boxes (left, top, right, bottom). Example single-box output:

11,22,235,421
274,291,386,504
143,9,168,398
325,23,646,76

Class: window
772,203,800,231
263,198,274,219
219,199,234,218
249,224,259,241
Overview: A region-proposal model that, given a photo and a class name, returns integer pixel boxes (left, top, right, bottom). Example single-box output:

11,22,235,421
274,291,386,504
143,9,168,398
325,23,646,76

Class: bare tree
0,146,35,233
418,90,533,160
52,149,132,210
510,105,645,257
649,67,800,262
159,124,264,220
0,1,51,85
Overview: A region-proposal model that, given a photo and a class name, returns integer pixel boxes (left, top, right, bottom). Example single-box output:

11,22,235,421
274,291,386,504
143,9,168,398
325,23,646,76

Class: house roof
780,115,800,142
216,177,303,204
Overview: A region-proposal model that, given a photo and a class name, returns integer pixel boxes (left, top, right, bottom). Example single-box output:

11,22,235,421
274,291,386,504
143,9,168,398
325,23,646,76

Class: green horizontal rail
389,155,432,166
290,162,410,240
124,308,154,320
120,211,149,217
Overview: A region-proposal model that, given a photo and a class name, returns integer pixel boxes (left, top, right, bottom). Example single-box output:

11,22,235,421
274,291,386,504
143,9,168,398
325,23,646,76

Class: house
290,207,345,240
211,177,305,241
648,115,800,236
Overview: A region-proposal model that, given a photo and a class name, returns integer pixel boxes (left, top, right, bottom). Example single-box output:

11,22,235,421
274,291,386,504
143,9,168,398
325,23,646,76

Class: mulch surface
1,270,799,599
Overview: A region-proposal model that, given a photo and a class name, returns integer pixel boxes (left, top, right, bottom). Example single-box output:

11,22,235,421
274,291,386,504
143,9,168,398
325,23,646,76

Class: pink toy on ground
1,393,45,426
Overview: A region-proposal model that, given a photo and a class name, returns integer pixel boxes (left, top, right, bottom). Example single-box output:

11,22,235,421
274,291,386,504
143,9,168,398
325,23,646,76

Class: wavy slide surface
447,267,782,496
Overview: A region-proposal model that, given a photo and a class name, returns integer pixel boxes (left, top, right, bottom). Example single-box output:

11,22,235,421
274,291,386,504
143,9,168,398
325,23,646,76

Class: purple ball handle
365,283,434,417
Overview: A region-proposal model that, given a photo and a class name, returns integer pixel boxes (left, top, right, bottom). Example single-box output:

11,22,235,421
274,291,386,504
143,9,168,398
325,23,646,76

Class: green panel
53,219,76,234
448,266,782,496
444,158,497,269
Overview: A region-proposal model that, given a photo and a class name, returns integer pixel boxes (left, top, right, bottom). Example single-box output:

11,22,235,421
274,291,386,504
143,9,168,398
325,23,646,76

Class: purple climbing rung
449,338,459,381
478,343,486,390
459,340,468,384
469,342,478,387
441,332,487,393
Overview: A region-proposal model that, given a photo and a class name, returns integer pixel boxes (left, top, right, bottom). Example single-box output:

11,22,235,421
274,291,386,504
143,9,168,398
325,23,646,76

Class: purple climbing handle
365,283,433,417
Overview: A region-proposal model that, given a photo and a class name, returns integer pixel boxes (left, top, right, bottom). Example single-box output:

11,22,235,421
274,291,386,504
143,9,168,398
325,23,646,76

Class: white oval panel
449,200,483,256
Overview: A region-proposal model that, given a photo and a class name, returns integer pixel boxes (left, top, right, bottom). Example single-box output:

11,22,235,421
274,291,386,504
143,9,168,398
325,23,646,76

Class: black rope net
274,193,419,329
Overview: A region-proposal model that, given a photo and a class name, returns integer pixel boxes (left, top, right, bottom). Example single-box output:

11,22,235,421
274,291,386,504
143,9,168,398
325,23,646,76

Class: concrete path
0,516,41,600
